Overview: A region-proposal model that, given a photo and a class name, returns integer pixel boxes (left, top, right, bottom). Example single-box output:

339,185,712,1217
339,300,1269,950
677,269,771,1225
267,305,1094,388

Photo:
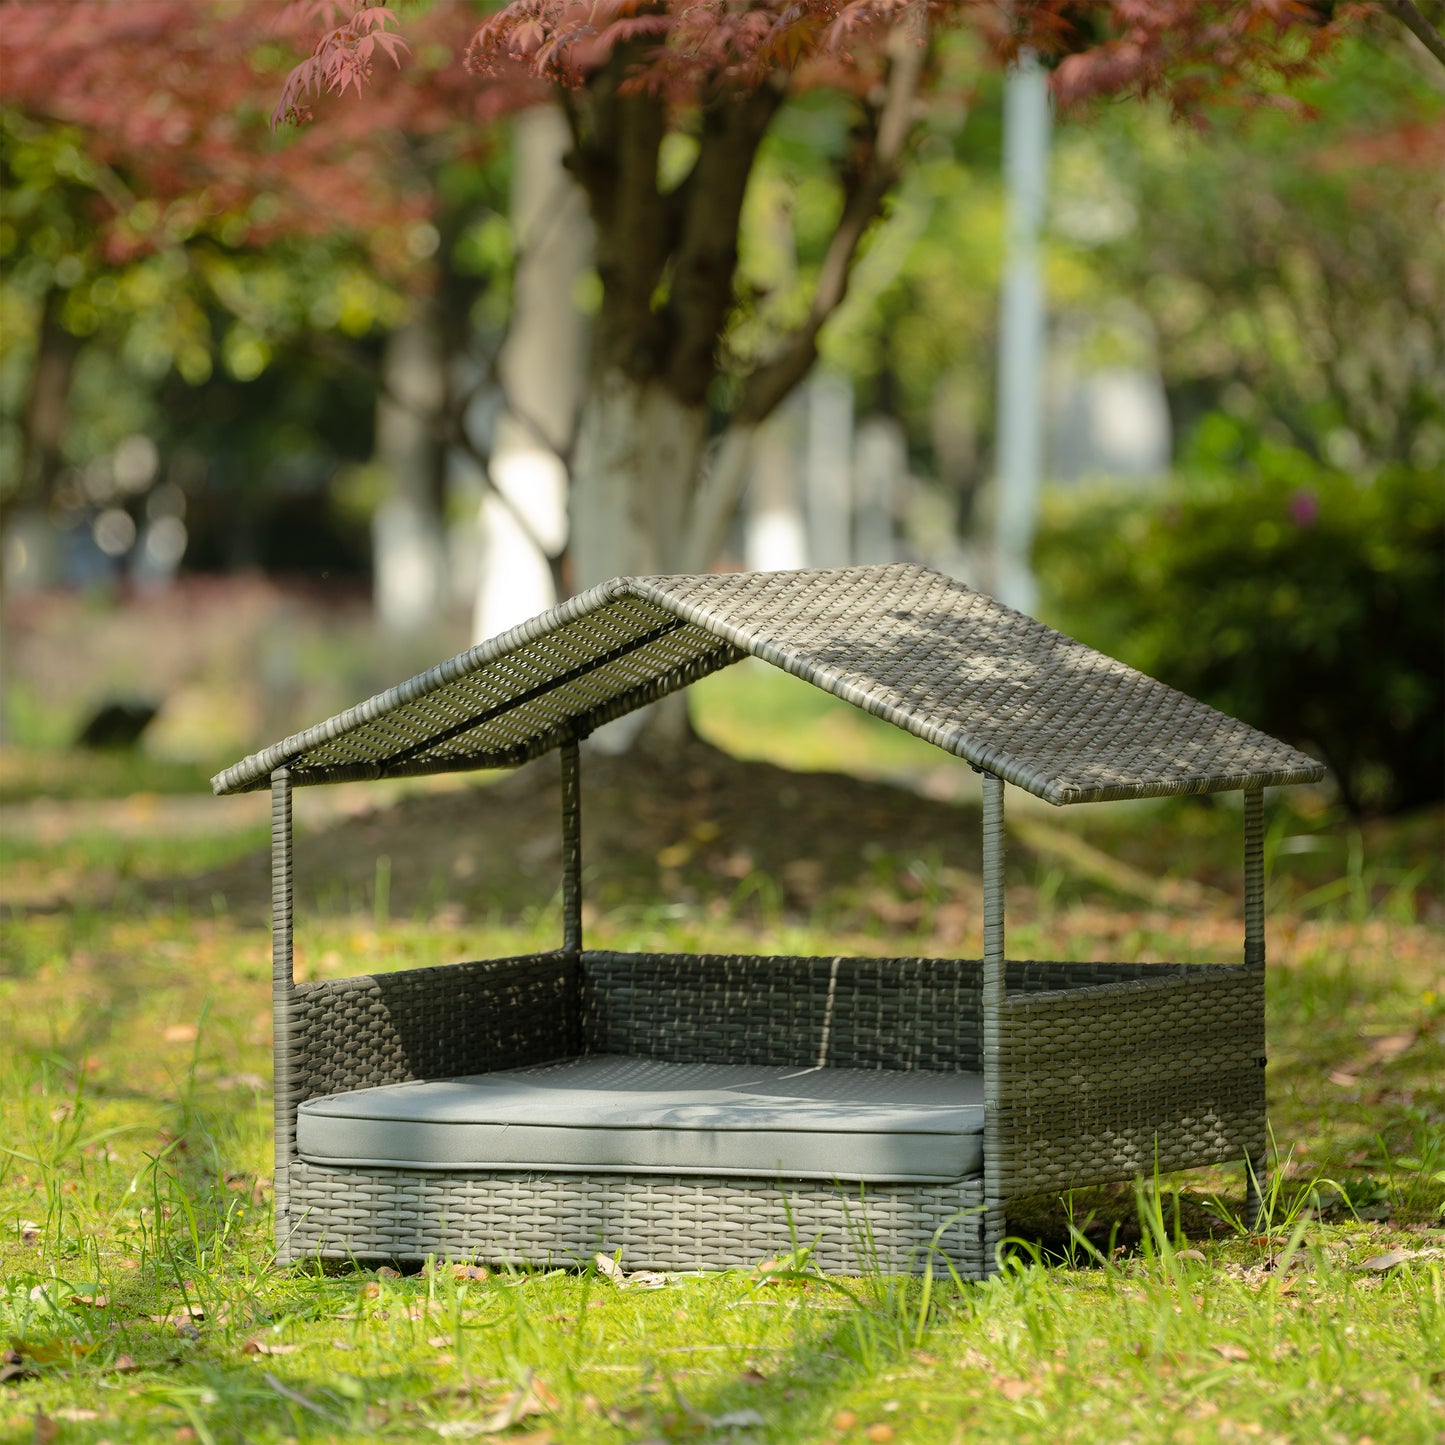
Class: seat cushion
296,1055,984,1183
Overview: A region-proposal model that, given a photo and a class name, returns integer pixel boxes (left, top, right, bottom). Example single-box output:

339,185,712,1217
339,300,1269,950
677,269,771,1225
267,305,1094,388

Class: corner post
1243,786,1265,969
1242,784,1267,1228
560,738,582,955
270,767,297,1263
981,771,1007,1272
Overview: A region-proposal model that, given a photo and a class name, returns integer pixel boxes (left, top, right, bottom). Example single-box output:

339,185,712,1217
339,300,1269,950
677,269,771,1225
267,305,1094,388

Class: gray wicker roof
212,564,1324,804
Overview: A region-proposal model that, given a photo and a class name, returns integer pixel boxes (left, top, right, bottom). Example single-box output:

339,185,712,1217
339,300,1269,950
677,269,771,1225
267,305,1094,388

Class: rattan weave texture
213,565,1323,804
272,950,1258,1273
283,1162,987,1274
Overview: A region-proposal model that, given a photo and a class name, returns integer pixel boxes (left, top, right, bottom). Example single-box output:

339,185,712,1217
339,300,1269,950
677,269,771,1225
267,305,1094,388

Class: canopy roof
212,565,1323,805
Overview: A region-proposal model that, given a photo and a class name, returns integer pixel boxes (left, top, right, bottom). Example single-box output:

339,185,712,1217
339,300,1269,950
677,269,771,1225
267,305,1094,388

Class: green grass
1,696,1442,1443
2,896,1441,1444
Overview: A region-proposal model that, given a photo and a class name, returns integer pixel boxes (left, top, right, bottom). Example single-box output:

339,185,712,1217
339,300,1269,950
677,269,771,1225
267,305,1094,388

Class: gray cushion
296,1055,984,1183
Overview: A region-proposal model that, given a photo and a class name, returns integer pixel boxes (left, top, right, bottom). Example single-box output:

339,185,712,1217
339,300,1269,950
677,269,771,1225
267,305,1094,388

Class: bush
1034,423,1444,816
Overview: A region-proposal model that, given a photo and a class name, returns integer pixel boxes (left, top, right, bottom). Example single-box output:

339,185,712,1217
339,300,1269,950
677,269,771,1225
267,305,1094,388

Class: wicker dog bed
213,565,1323,1276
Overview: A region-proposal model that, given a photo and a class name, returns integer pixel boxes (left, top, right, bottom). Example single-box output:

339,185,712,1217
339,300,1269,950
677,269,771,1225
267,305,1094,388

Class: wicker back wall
579,953,1196,1073
289,953,581,1101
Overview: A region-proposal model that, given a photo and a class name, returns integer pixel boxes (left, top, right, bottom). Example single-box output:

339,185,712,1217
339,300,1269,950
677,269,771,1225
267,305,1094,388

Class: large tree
276,0,1434,600
0,0,518,596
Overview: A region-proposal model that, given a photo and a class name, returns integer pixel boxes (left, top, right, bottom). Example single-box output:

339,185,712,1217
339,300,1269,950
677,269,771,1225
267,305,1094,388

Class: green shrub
1034,421,1444,816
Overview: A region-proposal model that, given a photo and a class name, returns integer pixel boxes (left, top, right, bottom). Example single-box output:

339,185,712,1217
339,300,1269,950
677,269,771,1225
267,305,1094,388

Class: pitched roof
211,564,1324,805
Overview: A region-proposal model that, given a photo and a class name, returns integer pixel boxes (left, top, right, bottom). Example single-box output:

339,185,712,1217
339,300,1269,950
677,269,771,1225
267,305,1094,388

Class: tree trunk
373,301,449,633
473,105,591,642
570,368,709,587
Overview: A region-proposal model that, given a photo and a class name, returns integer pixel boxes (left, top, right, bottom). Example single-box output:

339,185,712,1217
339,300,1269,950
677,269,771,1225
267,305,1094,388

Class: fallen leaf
1361,1250,1415,1272
474,1372,559,1434
242,1338,298,1356
865,1425,894,1444
994,1376,1033,1401
109,1354,140,1374
0,1352,38,1384
331,1340,354,1351
69,1294,108,1310
33,1413,58,1445
452,1264,489,1282
376,1266,402,1279
1328,1071,1360,1088
1175,1249,1207,1263
833,1410,858,1430
1212,1343,1249,1362
163,1024,198,1044
53,1408,101,1421
592,1253,666,1290
738,1367,767,1385
1362,1031,1416,1064
428,1335,453,1349
713,1407,766,1428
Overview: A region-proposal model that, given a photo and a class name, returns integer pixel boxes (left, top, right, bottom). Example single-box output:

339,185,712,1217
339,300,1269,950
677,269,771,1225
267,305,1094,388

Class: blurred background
1,2,1441,829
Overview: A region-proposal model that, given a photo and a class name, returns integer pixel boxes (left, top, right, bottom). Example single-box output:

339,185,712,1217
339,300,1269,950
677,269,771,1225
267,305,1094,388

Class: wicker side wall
580,952,1197,1073
990,968,1266,1200
288,953,581,1100
283,1161,987,1276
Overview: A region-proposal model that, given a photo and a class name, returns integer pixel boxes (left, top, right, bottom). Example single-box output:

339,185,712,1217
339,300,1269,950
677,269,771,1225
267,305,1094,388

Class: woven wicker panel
214,565,1324,802
990,969,1266,1199
282,1161,987,1276
290,954,580,1101
581,952,1200,1074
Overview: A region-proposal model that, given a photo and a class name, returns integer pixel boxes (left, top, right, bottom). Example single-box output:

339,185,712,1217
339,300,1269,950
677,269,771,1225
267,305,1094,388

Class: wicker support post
270,768,297,1263
981,771,1007,1271
1241,784,1268,1229
1243,787,1265,969
560,738,582,955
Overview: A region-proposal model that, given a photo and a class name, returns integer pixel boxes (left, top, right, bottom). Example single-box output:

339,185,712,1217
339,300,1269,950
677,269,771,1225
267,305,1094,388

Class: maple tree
274,0,1428,606
0,0,507,558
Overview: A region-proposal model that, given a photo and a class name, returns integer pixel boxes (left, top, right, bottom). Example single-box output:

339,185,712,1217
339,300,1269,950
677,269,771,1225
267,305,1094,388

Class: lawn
2,665,1442,1444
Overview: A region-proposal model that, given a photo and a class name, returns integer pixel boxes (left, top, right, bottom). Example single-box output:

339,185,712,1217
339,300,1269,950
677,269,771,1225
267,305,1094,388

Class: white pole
993,50,1051,615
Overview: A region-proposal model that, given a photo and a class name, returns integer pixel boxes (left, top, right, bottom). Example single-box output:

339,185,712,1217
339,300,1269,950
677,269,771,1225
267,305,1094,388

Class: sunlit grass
1,714,1441,1442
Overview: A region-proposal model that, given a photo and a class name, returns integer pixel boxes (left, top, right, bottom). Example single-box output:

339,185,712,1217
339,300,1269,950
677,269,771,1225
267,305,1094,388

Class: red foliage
275,0,1358,116
0,0,506,274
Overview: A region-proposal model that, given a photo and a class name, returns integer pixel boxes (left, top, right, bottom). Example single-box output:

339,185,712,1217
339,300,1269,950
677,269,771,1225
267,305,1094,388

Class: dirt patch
154,739,995,928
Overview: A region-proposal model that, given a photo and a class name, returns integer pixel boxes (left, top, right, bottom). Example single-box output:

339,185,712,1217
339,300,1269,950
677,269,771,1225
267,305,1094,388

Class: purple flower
1289,487,1319,527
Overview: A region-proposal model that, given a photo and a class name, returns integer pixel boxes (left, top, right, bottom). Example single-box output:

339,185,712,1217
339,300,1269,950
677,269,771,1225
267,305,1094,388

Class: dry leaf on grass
832,1411,859,1431
472,1371,559,1434
592,1253,666,1290
53,1408,102,1422
0,1347,38,1384
992,1376,1033,1401
1361,1249,1415,1272
1361,1030,1416,1064
68,1294,108,1309
865,1425,894,1443
376,1266,402,1279
163,1023,198,1043
242,1338,298,1355
1175,1249,1207,1263
1212,1343,1250,1362
712,1407,765,1428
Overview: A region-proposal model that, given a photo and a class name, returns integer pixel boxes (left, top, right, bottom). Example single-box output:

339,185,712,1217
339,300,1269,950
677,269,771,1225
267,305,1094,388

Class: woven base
281,1161,989,1277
